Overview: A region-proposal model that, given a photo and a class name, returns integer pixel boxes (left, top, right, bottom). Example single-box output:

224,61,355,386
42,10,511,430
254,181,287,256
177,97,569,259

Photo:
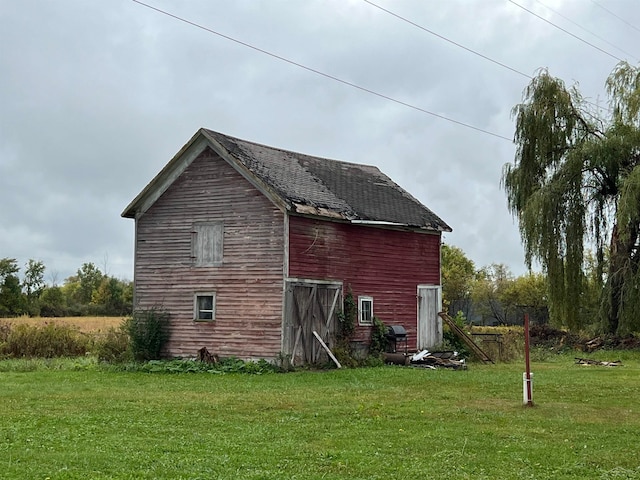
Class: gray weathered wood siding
134,147,285,359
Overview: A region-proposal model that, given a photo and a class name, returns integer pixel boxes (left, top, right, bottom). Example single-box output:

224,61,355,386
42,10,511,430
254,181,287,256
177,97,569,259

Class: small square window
358,296,373,326
195,293,216,321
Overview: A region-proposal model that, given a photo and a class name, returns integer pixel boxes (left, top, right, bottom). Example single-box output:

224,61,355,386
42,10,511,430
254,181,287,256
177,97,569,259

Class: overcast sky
2,0,639,283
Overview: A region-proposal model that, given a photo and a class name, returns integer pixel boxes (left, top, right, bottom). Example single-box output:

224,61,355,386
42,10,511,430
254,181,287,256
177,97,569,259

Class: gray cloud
2,0,640,282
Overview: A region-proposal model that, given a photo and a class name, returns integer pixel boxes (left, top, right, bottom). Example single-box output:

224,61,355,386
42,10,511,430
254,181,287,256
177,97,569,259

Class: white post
522,372,534,405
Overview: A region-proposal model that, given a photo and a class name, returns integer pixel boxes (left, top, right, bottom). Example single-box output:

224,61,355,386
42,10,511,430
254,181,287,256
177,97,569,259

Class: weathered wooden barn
122,129,452,363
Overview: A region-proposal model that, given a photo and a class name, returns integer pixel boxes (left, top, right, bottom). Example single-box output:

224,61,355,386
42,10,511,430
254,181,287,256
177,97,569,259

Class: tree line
0,258,132,317
441,244,551,327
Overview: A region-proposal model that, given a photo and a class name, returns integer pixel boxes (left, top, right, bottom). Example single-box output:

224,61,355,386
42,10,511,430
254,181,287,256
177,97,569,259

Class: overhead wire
362,0,531,80
362,0,611,115
591,0,640,36
533,0,639,62
507,0,624,62
131,0,513,142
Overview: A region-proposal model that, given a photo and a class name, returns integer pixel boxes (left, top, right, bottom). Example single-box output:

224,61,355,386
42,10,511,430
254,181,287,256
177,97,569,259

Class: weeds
0,322,90,358
124,306,170,361
92,325,131,363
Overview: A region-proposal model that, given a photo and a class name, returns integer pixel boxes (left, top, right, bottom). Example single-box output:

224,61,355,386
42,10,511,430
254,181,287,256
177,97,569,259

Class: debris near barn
411,350,467,370
197,347,219,364
439,312,494,364
575,357,622,367
383,350,466,370
530,324,640,352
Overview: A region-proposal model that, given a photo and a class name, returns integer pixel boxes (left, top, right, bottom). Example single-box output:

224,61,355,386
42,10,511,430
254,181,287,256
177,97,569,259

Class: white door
417,285,442,350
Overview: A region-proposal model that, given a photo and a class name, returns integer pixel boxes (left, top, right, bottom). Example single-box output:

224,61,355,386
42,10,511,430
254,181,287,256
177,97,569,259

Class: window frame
194,292,216,322
358,295,374,326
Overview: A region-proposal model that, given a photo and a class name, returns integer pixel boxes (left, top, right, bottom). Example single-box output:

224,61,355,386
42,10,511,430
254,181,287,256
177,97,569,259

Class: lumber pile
575,357,622,367
383,349,467,370
197,347,219,364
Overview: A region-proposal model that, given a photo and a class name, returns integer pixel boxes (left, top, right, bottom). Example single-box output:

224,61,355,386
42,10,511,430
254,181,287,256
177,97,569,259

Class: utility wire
508,0,623,62
533,0,639,62
131,0,512,142
363,0,609,114
362,0,531,80
591,0,640,36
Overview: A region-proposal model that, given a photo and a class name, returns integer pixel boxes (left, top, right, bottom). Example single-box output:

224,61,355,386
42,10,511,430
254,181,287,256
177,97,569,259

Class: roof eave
121,129,209,219
122,129,292,220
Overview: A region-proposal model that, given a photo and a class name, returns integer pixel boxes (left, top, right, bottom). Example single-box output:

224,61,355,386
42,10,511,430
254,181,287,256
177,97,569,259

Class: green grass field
1,354,640,479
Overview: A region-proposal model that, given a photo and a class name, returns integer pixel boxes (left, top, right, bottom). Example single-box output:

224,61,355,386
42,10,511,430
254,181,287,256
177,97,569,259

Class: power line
533,0,639,62
362,0,531,80
131,0,512,142
591,0,640,36
363,0,609,114
508,0,623,62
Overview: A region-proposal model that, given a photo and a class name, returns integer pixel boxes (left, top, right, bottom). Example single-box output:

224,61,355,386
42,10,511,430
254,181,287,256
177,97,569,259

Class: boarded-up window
191,222,223,266
194,292,216,321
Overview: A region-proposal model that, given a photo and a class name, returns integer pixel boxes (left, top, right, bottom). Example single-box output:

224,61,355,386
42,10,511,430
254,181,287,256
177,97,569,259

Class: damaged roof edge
351,219,452,232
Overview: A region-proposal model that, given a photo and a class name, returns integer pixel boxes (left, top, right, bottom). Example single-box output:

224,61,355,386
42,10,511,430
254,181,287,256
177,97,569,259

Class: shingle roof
203,130,451,232
123,129,451,233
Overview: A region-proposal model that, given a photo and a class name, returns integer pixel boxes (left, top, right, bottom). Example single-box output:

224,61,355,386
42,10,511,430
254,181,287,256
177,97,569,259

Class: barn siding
288,215,441,348
134,147,285,359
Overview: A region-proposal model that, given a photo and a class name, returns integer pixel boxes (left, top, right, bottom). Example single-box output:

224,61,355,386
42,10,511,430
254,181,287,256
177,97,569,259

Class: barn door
417,285,443,350
283,281,342,365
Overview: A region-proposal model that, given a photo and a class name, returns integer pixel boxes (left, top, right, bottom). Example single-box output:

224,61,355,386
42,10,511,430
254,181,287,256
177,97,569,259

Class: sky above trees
2,0,640,282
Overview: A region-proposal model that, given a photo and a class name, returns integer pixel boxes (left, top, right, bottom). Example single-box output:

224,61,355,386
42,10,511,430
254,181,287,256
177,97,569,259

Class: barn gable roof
122,128,451,233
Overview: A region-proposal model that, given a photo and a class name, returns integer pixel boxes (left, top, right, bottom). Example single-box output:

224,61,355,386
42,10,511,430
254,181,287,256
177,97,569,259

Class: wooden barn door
417,285,443,350
283,281,342,366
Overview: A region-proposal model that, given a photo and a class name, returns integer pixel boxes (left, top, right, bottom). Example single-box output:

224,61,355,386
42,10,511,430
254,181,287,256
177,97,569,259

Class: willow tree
503,62,640,334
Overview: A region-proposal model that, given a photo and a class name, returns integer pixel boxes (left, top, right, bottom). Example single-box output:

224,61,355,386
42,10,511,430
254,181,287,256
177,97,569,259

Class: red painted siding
135,147,285,359
288,216,441,346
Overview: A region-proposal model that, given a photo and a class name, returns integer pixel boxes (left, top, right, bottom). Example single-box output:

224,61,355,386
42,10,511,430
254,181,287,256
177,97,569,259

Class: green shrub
93,325,131,363
337,291,356,344
0,323,90,358
103,357,280,374
124,307,170,361
369,317,388,356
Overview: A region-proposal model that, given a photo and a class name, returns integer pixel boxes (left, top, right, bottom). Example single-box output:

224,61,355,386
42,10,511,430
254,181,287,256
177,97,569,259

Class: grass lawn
1,354,640,479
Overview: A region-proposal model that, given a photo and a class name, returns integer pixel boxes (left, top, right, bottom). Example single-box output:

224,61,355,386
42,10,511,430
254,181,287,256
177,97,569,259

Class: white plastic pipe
523,372,534,405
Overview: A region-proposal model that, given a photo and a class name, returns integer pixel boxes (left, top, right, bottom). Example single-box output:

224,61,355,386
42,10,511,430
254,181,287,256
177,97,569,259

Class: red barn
122,129,451,364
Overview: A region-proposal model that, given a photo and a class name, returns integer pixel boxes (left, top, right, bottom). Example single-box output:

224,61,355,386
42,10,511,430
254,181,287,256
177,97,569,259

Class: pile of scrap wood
197,347,219,364
575,357,622,367
410,350,467,370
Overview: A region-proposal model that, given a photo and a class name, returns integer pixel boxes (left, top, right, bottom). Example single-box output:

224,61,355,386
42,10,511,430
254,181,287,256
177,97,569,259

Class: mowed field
2,354,640,479
1,316,125,333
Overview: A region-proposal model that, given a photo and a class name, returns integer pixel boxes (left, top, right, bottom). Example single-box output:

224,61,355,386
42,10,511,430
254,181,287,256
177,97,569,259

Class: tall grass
0,320,129,361
2,315,124,333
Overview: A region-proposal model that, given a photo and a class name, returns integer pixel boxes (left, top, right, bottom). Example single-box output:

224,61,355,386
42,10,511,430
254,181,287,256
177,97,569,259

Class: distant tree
471,263,513,325
75,262,104,306
39,285,67,317
92,277,133,316
501,272,549,325
503,62,640,334
61,277,81,314
441,244,476,317
23,259,45,316
0,258,25,317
